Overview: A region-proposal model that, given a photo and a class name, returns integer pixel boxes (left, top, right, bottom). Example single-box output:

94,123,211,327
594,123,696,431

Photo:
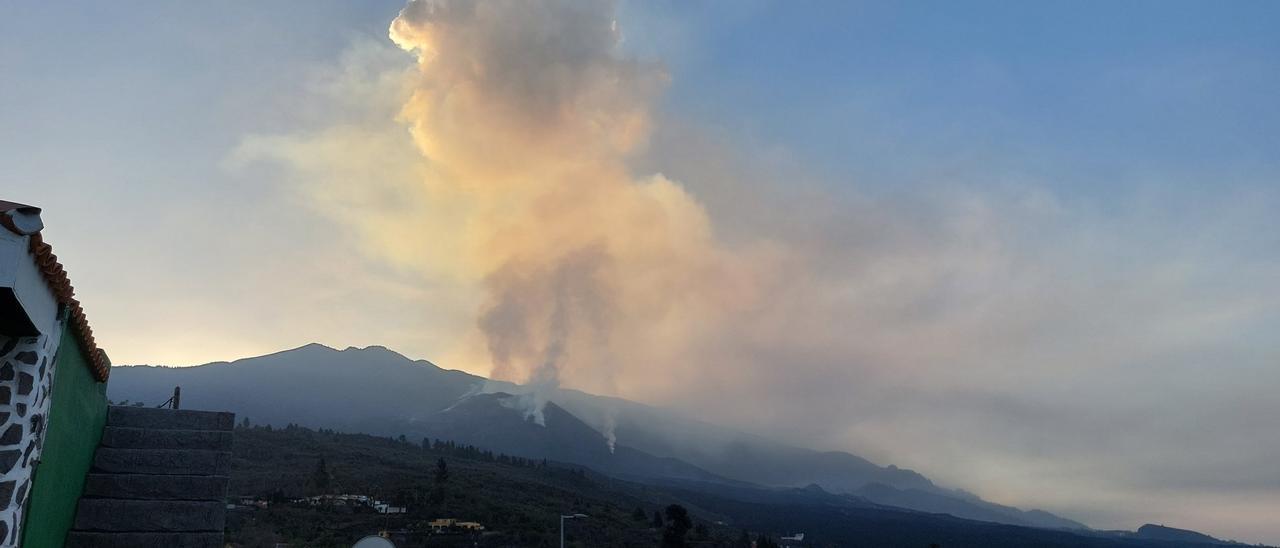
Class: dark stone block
30,414,43,436
100,427,233,451
92,448,232,476
65,532,225,548
72,499,225,532
0,386,9,405
0,337,17,357
15,403,25,417
0,480,14,505
0,520,7,546
0,413,8,425
83,473,230,501
17,372,32,396
13,351,36,365
0,424,20,446
107,407,236,431
0,363,12,381
0,450,19,473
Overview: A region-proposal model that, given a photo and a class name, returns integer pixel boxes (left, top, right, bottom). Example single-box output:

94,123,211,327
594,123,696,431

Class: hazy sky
3,1,1279,542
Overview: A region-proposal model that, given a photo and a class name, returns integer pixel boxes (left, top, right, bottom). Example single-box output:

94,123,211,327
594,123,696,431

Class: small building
429,518,484,533
304,493,379,508
0,201,111,547
428,518,457,531
373,502,406,514
780,532,805,546
237,496,269,509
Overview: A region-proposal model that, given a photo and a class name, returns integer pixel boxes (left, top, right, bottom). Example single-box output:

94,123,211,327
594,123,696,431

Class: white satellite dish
352,536,396,548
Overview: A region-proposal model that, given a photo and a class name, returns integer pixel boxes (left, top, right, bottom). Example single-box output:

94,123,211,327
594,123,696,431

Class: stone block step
100,426,233,451
83,473,229,501
107,406,235,431
65,532,224,548
72,499,225,532
93,448,231,476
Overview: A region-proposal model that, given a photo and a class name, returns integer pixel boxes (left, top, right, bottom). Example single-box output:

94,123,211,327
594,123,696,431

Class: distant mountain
110,344,481,429
549,392,1085,530
655,482,1249,548
572,396,938,492
111,343,1082,530
404,392,733,484
853,482,1086,530
1131,524,1236,545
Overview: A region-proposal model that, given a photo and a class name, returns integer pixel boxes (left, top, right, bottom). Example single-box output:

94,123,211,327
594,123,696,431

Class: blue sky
3,1,1279,542
635,1,1280,197
5,1,1278,209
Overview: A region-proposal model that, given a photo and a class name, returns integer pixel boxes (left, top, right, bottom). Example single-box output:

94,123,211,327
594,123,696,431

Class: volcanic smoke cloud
387,0,776,410
231,0,1280,537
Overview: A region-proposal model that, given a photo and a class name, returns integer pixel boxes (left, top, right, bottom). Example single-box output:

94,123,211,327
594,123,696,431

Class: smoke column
388,0,773,421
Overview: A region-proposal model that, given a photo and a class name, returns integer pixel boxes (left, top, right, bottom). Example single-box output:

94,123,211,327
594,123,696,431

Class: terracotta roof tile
2,203,110,382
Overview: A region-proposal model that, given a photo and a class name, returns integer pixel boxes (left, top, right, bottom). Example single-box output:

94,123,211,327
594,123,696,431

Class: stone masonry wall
0,326,61,546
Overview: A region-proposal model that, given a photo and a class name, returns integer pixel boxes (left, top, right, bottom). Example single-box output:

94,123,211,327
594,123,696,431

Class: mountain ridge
111,343,1084,530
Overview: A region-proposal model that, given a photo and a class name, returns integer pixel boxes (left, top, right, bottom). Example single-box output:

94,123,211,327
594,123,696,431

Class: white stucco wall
0,229,62,546
0,230,57,337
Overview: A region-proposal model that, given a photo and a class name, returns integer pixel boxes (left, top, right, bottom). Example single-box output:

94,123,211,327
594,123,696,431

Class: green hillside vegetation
225,423,1265,548
226,423,758,547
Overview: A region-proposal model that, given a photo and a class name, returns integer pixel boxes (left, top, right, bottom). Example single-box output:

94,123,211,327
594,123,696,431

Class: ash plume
387,0,767,423
231,4,1280,539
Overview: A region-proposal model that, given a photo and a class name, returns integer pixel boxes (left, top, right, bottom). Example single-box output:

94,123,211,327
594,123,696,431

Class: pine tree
652,510,664,529
310,457,330,494
661,504,692,547
632,506,648,521
431,457,450,503
435,457,449,484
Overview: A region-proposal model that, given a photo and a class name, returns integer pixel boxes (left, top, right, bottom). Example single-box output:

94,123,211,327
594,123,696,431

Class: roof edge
2,199,109,381
0,201,44,236
28,232,110,382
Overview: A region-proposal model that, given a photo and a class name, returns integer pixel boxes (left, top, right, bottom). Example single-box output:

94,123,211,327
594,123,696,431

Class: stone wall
0,326,61,546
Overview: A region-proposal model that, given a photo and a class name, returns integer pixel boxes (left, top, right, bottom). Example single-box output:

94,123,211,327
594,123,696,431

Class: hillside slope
112,344,1078,529
229,425,1260,548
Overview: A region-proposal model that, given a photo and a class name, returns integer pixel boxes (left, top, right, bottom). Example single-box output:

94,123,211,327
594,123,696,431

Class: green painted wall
20,326,107,548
